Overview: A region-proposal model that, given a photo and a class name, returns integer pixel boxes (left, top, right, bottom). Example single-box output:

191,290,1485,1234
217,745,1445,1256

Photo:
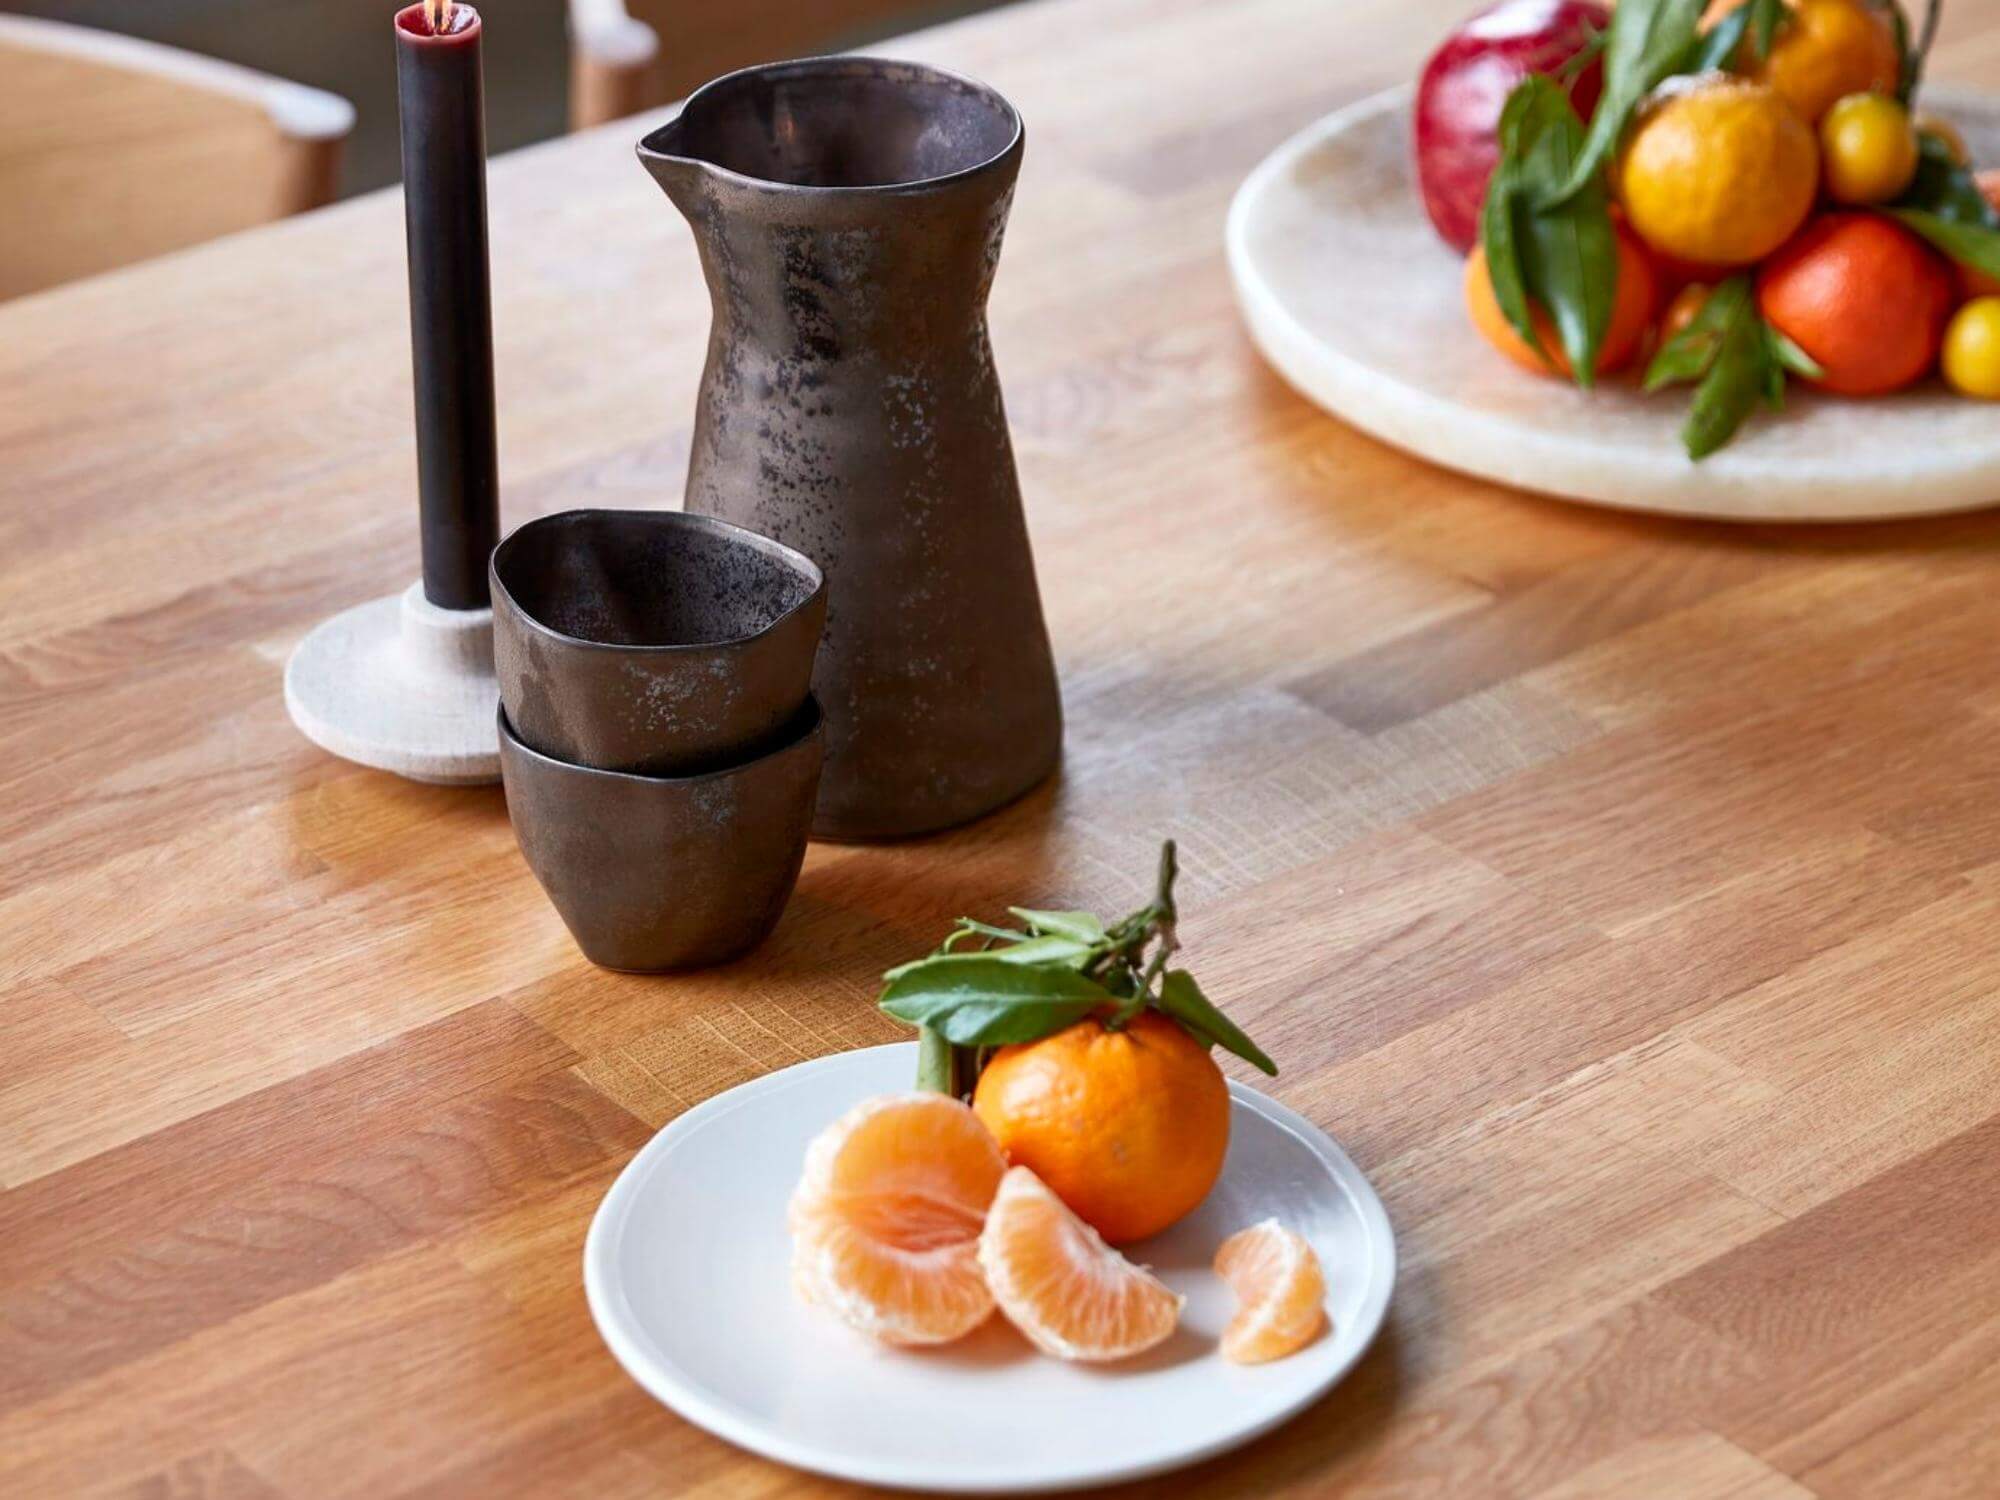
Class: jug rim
635,54,1024,197
489,508,827,657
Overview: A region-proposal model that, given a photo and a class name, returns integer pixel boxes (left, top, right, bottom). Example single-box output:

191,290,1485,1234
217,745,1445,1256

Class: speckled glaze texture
638,57,1062,841
499,699,823,971
491,510,825,777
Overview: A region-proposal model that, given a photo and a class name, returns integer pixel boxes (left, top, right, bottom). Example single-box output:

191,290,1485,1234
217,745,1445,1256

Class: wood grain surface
5,0,2000,1494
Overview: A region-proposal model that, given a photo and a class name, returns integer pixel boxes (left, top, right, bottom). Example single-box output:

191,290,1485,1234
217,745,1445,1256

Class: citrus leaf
1156,970,1277,1077
882,934,1094,983
1688,0,1786,73
1485,77,1618,385
1678,279,1783,459
1006,908,1106,943
1480,95,1544,359
1548,0,1706,207
1644,275,1750,392
1890,209,2000,284
1897,133,2000,226
1767,326,1824,381
879,957,1112,1046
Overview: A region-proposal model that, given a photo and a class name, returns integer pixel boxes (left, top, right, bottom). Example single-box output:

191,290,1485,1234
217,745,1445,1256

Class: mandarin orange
972,1011,1228,1244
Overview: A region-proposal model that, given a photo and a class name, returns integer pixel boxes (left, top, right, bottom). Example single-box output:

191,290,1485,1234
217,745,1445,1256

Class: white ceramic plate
1227,85,2000,521
584,1042,1395,1493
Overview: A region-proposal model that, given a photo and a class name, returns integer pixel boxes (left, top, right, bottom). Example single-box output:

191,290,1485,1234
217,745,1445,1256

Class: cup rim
489,508,825,658
497,696,823,785
635,55,1024,199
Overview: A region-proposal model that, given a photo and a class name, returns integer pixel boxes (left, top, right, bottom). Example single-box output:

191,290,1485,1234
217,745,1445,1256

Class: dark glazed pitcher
637,57,1062,841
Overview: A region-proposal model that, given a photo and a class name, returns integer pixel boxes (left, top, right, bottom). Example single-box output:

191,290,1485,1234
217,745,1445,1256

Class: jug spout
635,117,707,211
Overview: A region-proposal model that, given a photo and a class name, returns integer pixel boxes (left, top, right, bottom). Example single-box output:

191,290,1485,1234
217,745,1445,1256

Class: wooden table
6,1,2000,1494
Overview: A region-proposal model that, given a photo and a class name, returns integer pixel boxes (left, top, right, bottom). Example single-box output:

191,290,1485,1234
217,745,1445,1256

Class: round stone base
284,582,500,785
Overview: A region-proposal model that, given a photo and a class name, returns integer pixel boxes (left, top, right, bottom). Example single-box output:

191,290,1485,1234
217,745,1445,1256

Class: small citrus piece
977,1166,1183,1362
1731,0,1900,126
1942,298,2000,400
1214,1220,1328,1365
1659,282,1713,344
1616,75,1819,269
788,1092,1006,1346
1756,213,1954,396
1819,92,1918,205
1464,219,1660,378
973,1011,1229,1244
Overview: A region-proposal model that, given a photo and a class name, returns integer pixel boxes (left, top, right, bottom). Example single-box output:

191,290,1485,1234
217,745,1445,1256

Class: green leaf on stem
1642,277,1793,459
1548,0,1706,206
1482,77,1619,385
1890,138,2000,283
882,934,1095,983
1688,0,1788,73
1156,971,1277,1076
1006,908,1107,943
1898,132,2000,226
880,957,1113,1046
1893,208,2000,282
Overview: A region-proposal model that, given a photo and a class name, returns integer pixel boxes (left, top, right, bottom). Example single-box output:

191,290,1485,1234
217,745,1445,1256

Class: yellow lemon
1617,75,1819,268
1942,298,2000,400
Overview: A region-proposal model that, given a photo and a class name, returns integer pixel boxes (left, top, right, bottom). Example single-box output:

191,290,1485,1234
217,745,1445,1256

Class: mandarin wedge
1214,1219,1327,1364
788,1093,1006,1346
977,1166,1183,1362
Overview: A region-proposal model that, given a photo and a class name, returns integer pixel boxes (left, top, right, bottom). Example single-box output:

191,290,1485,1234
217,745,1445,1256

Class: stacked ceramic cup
490,509,827,971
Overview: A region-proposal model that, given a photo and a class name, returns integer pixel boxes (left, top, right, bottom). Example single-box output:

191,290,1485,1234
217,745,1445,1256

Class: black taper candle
395,2,498,610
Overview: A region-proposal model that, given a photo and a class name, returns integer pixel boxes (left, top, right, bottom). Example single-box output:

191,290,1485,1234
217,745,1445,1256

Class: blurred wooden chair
568,0,939,128
0,15,354,301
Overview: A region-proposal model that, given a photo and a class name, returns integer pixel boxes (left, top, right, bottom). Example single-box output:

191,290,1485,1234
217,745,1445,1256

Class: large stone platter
1227,85,2000,521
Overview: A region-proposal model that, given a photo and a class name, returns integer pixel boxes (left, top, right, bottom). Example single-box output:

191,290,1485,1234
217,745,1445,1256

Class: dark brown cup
491,509,826,776
498,698,823,972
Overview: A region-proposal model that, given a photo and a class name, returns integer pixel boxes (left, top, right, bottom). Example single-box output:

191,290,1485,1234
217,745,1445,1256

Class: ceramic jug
638,57,1062,840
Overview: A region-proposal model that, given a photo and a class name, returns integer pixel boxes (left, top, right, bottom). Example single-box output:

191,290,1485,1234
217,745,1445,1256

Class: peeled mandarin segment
791,1091,1007,1222
977,1166,1183,1363
1214,1219,1328,1365
791,1209,995,1346
788,1093,1007,1347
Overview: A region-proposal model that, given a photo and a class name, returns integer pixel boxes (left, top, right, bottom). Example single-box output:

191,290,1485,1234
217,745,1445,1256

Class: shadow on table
1091,1324,1410,1498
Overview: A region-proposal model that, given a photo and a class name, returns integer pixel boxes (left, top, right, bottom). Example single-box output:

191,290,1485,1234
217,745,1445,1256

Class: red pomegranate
1414,0,1610,254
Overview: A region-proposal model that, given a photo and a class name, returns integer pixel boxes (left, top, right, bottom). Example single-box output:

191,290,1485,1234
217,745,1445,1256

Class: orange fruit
1756,213,1955,396
977,1165,1183,1361
1616,75,1819,268
1464,219,1659,379
1960,170,2000,300
1734,0,1900,126
972,1011,1228,1244
1214,1220,1328,1365
788,1092,1006,1345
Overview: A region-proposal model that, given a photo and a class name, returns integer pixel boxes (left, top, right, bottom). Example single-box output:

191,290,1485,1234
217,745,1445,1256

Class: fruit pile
787,844,1328,1365
1417,0,2000,456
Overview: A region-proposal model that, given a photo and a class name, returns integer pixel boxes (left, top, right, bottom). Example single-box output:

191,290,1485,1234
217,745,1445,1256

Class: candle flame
423,0,456,32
